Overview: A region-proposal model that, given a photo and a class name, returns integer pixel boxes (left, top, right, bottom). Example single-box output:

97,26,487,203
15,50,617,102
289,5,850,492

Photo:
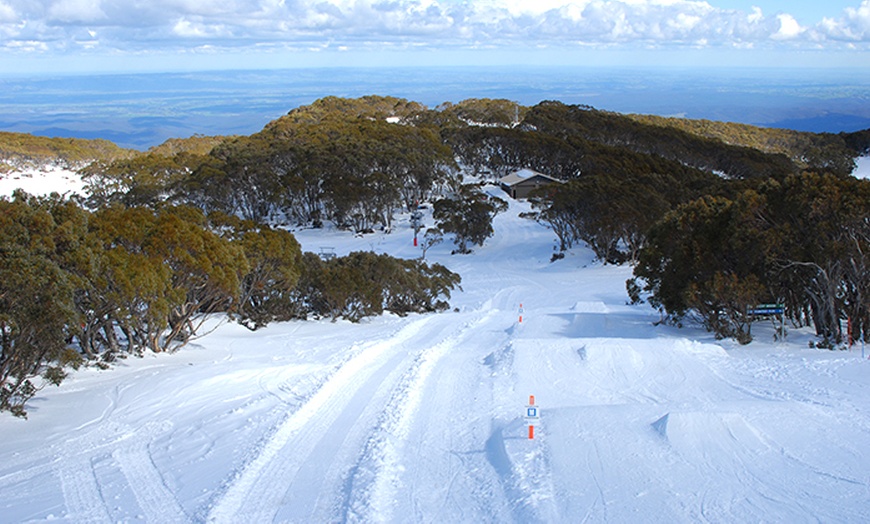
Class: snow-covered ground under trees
1,174,869,523
0,165,87,198
0,153,867,201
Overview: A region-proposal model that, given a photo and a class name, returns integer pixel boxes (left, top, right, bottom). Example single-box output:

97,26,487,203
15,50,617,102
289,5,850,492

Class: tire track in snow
0,420,130,488
1,416,179,523
297,349,419,522
205,315,434,523
55,419,180,523
58,458,112,524
347,310,497,523
113,422,187,524
0,422,134,513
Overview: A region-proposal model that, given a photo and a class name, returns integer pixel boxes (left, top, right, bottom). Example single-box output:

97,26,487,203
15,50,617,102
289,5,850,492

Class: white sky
0,1,868,73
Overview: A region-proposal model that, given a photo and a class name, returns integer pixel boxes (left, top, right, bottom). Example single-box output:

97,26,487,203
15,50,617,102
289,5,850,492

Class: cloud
0,2,15,23
1,0,868,57
172,17,230,38
771,13,803,40
820,0,870,41
5,39,50,52
48,0,107,23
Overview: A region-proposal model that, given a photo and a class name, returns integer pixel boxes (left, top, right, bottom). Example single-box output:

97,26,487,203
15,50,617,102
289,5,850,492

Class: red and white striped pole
518,303,524,324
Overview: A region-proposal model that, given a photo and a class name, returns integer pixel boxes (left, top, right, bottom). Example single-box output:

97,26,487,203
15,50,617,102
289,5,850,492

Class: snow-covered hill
1,187,869,523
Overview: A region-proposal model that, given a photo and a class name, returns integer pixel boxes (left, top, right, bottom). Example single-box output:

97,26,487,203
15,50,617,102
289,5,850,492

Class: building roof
498,169,563,187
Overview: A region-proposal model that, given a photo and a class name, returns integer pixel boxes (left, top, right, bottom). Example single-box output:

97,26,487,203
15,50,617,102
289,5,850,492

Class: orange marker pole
528,395,536,439
519,303,523,324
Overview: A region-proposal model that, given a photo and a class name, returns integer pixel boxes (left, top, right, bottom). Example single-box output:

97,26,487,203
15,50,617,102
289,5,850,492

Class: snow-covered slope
853,155,870,180
1,188,869,523
0,166,86,198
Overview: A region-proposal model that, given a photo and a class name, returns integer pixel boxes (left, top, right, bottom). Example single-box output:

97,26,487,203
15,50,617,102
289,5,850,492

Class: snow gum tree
143,206,249,351
633,195,768,343
633,173,870,346
761,173,870,346
293,251,460,322
0,193,79,417
433,180,507,254
209,212,304,330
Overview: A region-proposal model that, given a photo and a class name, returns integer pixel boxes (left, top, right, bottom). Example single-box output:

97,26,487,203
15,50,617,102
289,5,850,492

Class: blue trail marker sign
748,303,784,316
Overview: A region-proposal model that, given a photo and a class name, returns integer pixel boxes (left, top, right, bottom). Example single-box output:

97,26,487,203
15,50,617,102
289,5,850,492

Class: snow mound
570,301,609,313
652,411,768,455
672,338,730,358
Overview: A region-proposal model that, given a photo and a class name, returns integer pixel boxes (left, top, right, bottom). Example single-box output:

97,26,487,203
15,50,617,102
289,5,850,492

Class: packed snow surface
1,187,869,523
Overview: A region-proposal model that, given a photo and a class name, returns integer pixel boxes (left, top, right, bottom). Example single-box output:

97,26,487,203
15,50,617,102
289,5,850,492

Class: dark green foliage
628,114,857,176
632,195,768,343
0,131,134,170
445,125,586,180
67,204,251,355
534,173,671,263
147,135,233,157
273,96,427,125
179,99,455,229
433,181,507,254
523,101,799,180
760,173,870,345
146,206,250,348
296,251,461,322
210,213,304,330
81,152,204,209
633,174,870,345
438,99,526,127
0,188,460,415
0,196,283,415
0,193,79,416
841,128,870,156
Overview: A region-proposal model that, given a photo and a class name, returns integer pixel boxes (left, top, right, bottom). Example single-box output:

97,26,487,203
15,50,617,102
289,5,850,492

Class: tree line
629,173,869,346
0,131,134,172
0,192,459,416
4,95,868,415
